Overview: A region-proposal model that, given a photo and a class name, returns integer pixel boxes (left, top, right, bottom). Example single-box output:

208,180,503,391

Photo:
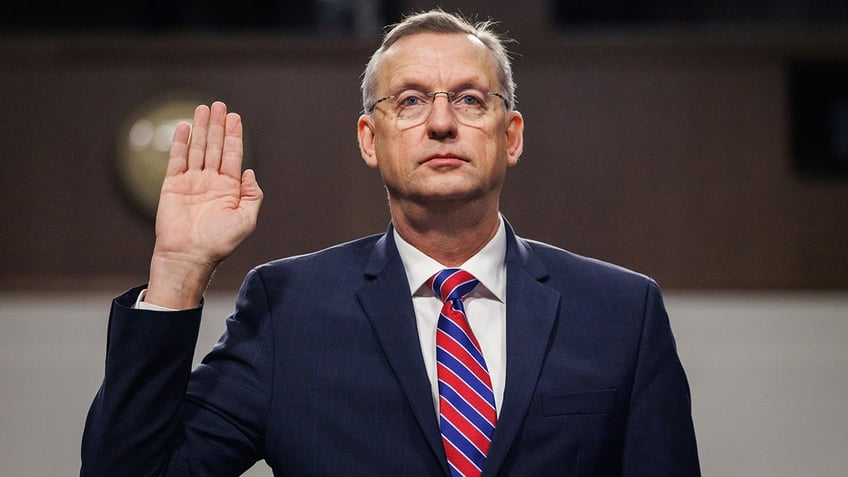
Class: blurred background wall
1,0,847,475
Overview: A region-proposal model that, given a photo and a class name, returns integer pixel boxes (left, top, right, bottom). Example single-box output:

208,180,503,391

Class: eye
397,92,428,107
456,92,485,107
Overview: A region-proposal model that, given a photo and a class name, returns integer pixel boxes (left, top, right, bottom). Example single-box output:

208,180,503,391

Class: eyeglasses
367,90,510,128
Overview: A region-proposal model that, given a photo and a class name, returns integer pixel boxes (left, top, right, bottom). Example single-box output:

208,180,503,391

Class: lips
420,152,468,165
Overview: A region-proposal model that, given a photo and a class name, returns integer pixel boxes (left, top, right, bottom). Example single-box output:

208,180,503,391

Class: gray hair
361,9,516,114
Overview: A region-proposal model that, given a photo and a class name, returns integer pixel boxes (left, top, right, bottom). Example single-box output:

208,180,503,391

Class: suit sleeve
81,269,274,476
621,280,701,476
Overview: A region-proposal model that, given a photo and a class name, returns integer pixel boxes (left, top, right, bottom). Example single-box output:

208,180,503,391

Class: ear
358,114,379,168
504,111,524,167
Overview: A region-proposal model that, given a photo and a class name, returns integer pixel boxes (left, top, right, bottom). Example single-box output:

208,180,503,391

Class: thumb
240,168,263,213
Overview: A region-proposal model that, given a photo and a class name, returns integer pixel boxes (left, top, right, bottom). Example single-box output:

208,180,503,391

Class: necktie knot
429,268,479,303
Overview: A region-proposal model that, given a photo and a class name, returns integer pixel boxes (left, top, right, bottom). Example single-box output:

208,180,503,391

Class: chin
410,185,488,204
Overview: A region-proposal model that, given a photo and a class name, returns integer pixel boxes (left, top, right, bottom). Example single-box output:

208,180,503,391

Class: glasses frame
367,90,511,116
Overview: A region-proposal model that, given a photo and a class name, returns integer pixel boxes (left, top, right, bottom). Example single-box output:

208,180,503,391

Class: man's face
358,32,523,208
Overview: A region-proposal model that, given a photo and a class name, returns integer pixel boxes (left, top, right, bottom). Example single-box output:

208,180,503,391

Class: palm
156,169,254,263
153,102,263,272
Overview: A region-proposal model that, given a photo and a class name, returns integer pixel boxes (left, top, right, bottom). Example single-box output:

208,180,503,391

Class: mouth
420,153,468,166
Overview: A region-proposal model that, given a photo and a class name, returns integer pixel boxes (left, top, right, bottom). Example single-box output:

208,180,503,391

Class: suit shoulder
519,237,657,290
251,233,383,280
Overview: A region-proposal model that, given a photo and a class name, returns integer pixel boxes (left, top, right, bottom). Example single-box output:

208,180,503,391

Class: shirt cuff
133,288,179,312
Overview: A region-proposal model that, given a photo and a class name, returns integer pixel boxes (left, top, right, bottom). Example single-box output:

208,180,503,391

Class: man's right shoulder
252,232,385,278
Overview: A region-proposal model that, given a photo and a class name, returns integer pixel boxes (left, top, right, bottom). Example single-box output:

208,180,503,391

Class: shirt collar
393,215,507,302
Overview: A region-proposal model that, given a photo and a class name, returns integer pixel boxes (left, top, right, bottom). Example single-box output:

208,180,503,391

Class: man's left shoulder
516,236,657,291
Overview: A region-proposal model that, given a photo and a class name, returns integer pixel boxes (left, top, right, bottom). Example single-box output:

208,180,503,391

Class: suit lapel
483,228,563,476
354,224,564,476
356,230,450,475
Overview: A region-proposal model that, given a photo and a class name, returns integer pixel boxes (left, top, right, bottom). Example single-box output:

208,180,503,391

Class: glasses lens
390,90,499,128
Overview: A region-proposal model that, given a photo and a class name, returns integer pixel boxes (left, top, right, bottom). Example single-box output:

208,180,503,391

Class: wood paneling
1,30,847,290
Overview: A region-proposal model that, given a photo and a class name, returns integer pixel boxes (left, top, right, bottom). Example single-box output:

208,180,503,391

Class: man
82,9,700,477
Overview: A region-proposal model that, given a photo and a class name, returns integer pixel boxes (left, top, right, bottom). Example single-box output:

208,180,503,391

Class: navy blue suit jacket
82,223,699,476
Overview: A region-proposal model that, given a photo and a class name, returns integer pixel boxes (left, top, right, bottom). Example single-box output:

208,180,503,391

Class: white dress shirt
393,217,507,417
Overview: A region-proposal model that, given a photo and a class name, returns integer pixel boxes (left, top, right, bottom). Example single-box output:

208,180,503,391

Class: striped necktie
429,268,497,477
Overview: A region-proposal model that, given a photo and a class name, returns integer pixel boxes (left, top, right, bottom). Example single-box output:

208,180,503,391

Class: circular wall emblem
116,94,248,220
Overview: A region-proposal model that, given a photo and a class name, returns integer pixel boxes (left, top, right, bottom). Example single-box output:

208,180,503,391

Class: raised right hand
145,101,263,309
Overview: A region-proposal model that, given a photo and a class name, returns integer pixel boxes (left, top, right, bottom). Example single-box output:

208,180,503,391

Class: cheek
476,119,507,149
373,134,411,177
374,123,407,150
373,127,396,160
482,133,509,165
376,128,422,163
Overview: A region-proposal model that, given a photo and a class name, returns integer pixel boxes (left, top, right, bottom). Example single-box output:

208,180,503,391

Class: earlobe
358,115,379,168
505,111,524,166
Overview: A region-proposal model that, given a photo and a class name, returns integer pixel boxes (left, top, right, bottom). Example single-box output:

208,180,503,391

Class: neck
390,198,501,267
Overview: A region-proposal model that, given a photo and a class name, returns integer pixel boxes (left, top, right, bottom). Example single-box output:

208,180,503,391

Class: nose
425,92,457,139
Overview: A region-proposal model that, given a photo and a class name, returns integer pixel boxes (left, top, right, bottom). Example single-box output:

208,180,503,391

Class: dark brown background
2,0,847,291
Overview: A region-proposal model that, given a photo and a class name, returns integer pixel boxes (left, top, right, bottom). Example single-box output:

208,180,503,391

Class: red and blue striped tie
429,268,496,477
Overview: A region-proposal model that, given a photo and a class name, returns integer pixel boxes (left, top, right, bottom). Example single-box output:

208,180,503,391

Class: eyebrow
388,80,489,94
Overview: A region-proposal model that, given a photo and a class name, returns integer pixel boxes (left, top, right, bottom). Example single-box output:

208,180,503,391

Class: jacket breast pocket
541,389,617,417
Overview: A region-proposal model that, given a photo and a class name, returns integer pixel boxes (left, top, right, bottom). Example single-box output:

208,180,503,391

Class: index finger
165,121,192,176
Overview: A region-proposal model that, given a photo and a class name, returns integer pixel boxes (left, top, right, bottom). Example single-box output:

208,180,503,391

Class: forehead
377,33,499,90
